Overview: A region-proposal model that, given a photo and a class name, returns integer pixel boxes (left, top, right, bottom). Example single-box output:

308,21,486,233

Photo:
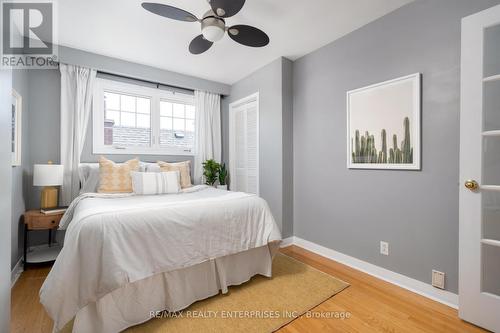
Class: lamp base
40,186,59,209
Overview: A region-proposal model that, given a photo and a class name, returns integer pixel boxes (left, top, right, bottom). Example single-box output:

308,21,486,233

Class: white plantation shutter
234,109,248,192
246,103,258,193
229,96,259,194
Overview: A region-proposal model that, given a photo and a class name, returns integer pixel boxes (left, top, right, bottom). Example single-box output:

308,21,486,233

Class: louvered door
229,93,259,194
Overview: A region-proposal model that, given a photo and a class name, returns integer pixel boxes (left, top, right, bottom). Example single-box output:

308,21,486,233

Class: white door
459,5,500,332
229,93,259,194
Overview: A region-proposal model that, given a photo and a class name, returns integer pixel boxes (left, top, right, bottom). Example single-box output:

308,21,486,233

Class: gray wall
0,69,13,331
11,70,30,268
221,57,293,237
292,0,500,293
9,69,63,258
26,69,61,209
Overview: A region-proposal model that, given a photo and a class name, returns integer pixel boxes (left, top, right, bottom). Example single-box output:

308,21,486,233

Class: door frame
228,92,260,195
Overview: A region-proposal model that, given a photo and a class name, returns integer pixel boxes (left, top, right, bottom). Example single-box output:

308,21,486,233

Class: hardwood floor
11,245,487,333
11,265,53,333
278,246,486,333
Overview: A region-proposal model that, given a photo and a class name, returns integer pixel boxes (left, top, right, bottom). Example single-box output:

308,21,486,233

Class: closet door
229,93,259,194
460,4,500,332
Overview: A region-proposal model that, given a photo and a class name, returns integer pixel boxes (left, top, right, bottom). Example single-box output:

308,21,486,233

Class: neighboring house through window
93,78,195,155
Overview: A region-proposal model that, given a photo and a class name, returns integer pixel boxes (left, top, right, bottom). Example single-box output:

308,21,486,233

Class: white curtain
60,63,97,205
194,90,221,184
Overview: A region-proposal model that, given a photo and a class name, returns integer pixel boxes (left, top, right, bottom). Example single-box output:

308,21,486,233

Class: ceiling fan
141,0,269,55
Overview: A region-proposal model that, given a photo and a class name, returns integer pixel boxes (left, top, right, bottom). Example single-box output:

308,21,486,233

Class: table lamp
33,161,64,209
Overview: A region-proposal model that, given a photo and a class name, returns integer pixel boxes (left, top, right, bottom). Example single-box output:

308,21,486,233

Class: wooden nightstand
23,210,64,269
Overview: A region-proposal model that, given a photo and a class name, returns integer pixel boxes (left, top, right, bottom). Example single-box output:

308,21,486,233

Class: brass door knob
464,180,479,191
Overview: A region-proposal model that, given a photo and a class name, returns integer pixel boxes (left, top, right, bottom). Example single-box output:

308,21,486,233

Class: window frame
92,78,196,156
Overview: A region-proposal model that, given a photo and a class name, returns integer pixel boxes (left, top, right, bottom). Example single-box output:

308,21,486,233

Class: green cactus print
352,117,413,164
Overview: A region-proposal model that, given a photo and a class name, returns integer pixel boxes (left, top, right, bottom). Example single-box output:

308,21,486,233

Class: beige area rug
61,254,348,332
123,253,349,333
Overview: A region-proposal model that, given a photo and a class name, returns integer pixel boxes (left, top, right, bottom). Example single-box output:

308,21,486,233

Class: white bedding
40,186,281,331
73,245,278,333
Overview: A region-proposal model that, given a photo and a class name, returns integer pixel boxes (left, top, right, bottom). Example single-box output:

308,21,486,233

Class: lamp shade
33,164,64,186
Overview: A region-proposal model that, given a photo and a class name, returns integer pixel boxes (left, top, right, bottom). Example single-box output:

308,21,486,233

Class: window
93,78,195,155
159,100,195,148
103,92,152,147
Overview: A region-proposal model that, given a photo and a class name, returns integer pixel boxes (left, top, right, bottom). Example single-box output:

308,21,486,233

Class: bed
39,185,281,332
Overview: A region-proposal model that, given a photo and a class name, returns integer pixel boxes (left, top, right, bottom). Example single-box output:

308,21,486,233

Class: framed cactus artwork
347,73,421,170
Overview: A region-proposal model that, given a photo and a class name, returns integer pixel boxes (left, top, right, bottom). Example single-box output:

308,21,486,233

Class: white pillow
144,162,161,173
131,171,180,195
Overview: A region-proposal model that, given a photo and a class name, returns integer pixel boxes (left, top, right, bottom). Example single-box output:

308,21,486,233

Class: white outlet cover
432,270,445,289
380,241,389,255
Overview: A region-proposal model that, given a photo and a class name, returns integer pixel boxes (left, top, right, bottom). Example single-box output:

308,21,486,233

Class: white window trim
92,78,195,156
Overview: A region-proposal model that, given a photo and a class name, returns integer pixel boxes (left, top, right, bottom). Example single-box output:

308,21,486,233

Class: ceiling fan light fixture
201,16,226,42
202,25,225,42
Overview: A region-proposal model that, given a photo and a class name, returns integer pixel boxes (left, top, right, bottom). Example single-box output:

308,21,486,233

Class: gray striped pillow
131,171,180,195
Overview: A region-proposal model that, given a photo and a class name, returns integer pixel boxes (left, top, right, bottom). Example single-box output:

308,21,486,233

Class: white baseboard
10,243,62,288
281,236,458,309
280,236,295,248
11,258,23,287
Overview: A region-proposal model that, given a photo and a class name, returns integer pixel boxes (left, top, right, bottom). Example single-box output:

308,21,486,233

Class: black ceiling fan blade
189,35,213,54
208,0,245,18
142,2,198,22
228,25,269,47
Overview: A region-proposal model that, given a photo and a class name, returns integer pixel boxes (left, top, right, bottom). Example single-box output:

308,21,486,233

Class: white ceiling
56,0,413,84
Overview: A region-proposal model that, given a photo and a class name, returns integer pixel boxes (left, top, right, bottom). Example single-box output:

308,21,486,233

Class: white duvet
40,186,281,331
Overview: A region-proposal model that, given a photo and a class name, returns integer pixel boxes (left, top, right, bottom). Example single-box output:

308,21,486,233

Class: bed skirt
68,242,280,333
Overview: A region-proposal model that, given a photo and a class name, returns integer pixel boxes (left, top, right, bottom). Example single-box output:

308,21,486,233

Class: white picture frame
12,89,22,166
347,73,421,170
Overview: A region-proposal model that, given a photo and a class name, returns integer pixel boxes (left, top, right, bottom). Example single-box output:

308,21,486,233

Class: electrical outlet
380,241,389,256
432,270,445,289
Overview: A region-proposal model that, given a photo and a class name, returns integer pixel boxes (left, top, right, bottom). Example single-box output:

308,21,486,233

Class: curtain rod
96,70,195,94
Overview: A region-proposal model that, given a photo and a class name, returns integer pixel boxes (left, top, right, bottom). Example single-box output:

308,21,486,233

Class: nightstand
23,210,64,269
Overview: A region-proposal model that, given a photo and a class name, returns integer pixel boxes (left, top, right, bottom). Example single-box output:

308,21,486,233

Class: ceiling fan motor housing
201,10,226,42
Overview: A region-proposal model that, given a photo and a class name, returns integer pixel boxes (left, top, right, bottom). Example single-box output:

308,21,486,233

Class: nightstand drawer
25,214,61,230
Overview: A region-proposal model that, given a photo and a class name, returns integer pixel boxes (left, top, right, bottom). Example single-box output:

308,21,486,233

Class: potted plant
217,163,228,190
202,159,220,186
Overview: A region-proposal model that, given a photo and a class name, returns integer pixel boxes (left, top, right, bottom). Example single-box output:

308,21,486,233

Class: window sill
93,147,195,157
